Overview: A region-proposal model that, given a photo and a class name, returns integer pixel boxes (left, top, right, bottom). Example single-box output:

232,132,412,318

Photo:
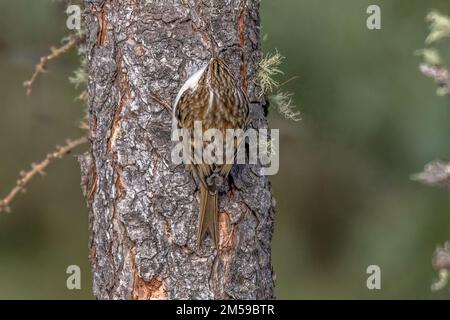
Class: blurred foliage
0,0,91,299
0,0,449,299
262,0,450,299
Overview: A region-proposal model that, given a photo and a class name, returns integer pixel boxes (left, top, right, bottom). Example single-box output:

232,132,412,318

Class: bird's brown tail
197,185,218,247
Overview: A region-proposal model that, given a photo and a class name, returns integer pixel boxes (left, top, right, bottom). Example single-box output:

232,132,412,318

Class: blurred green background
0,0,450,299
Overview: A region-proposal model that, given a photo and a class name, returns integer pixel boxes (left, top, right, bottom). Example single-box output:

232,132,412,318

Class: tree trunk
79,0,275,300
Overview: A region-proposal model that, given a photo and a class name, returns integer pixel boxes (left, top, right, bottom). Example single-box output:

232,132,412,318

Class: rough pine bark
79,0,275,299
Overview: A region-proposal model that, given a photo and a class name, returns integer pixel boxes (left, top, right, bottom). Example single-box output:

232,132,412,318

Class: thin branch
23,36,82,95
278,75,300,88
0,136,88,213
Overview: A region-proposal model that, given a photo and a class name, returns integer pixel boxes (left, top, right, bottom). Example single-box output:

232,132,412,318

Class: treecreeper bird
173,57,249,247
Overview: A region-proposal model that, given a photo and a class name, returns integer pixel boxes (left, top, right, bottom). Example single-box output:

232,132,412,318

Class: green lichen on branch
259,50,284,94
270,91,301,121
417,10,450,96
425,10,450,45
258,50,301,121
67,31,88,101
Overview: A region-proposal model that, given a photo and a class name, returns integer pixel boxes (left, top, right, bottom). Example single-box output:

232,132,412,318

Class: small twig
149,92,172,112
278,76,300,88
23,36,82,95
0,136,88,213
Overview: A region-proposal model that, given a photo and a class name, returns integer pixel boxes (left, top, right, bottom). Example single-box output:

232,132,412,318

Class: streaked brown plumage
174,57,249,247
